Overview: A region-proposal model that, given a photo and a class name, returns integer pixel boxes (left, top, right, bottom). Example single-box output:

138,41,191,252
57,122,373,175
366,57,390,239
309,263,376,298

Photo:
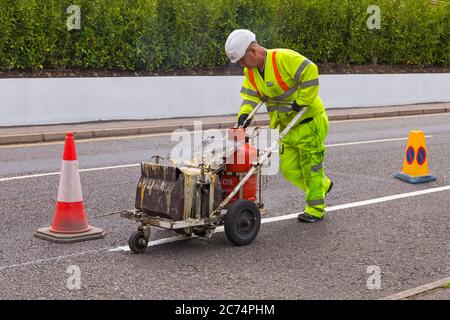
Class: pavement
382,276,450,300
0,102,449,145
0,111,449,300
407,286,450,300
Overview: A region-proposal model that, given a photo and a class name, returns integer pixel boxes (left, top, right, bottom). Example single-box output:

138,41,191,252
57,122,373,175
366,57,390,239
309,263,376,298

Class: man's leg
299,149,328,219
279,141,306,191
297,112,330,221
279,112,331,222
280,144,331,217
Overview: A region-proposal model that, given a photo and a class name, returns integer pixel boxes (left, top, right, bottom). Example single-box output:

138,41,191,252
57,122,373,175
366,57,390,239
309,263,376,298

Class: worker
225,29,333,223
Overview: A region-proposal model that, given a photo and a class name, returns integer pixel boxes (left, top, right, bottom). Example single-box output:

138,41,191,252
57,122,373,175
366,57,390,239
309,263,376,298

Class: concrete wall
0,73,449,126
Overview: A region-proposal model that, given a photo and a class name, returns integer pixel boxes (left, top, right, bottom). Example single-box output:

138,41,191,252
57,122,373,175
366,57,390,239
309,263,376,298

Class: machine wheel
128,230,148,254
224,199,261,246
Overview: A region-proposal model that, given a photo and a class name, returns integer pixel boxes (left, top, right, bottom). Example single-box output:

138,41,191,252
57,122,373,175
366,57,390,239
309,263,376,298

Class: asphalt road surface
0,113,449,300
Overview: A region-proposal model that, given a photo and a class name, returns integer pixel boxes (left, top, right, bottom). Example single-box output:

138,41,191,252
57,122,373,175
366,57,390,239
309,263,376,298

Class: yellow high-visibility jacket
238,49,325,130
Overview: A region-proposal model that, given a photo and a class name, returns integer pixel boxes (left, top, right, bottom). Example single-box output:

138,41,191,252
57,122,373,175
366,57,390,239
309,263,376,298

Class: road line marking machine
121,101,305,253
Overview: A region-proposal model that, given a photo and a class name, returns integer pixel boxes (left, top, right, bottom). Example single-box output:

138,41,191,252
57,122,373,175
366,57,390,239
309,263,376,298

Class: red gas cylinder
219,128,258,203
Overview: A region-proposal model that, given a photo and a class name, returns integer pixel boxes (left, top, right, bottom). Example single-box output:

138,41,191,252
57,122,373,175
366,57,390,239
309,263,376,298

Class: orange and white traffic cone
34,132,105,243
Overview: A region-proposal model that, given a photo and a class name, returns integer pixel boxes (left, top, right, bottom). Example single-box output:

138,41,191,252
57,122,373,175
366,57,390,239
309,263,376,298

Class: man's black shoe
297,212,323,223
326,180,334,195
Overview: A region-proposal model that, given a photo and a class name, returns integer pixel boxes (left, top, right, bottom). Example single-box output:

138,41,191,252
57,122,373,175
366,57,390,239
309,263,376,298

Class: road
0,113,449,300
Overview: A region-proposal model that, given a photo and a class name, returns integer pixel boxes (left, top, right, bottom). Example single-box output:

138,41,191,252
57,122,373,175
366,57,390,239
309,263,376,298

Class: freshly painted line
380,276,450,300
109,184,450,252
1,136,433,182
108,235,199,252
261,184,450,224
1,184,449,269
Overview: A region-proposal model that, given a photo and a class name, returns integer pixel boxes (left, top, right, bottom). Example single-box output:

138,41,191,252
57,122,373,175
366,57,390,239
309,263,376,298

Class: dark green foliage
0,0,447,71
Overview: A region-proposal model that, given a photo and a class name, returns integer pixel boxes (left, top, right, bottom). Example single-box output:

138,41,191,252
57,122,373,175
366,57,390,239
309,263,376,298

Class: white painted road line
260,184,450,224
0,112,447,149
0,248,111,271
108,235,199,252
272,135,432,153
1,184,449,270
0,163,140,182
0,171,61,182
110,184,450,252
0,136,433,182
327,135,432,148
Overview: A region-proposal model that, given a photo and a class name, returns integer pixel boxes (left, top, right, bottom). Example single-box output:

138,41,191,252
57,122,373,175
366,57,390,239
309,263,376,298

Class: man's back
240,48,325,129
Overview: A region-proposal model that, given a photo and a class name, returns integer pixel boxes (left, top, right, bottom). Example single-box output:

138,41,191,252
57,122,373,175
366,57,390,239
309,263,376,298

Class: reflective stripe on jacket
238,49,324,129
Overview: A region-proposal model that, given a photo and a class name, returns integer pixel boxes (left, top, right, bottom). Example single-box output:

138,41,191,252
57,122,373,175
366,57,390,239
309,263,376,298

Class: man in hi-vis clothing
225,29,333,223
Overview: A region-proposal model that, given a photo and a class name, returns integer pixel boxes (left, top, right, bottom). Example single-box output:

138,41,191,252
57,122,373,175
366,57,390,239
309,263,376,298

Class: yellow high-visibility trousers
279,111,330,218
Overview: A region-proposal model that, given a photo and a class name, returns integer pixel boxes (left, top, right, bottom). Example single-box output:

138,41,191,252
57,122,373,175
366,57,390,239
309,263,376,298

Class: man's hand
238,114,251,128
292,101,303,112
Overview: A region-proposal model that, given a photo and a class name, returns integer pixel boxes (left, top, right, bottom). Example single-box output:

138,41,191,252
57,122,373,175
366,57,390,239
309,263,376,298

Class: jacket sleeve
237,70,261,121
281,53,320,107
295,62,319,106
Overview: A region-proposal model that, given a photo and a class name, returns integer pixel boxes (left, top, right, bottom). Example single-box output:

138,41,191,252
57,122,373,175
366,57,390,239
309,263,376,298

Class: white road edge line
0,135,433,182
1,184,449,270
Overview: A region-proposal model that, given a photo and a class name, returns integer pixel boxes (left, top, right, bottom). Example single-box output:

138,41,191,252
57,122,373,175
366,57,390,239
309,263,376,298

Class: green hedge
0,0,448,71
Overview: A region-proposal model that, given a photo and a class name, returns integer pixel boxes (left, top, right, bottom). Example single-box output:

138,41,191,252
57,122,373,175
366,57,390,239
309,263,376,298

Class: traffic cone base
50,201,90,234
394,172,436,184
34,226,105,243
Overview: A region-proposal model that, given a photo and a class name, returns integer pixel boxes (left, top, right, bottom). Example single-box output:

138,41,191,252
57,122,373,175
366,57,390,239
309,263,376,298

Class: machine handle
235,99,296,129
214,104,306,214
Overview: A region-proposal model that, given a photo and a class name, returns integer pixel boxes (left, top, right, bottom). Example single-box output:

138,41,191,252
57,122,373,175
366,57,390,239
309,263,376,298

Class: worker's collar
258,49,267,74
